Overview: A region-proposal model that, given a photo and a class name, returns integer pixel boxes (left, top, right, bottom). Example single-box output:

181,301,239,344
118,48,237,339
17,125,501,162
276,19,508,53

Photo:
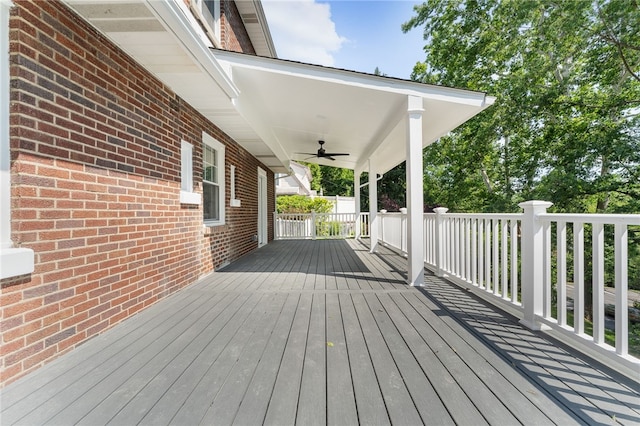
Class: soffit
214,50,495,174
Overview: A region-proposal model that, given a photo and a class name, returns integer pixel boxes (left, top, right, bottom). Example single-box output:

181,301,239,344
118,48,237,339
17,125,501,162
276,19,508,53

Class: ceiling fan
298,140,349,161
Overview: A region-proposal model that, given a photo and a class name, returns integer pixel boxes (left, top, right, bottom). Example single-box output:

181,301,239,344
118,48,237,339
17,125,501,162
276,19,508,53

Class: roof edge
212,48,491,107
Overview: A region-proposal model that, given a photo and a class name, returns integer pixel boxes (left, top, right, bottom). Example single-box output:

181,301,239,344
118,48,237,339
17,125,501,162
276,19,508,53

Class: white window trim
1,0,34,279
189,0,222,49
203,132,225,226
180,140,201,205
230,165,241,207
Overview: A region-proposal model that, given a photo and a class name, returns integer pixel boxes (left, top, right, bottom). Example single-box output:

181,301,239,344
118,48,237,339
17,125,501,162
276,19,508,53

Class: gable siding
1,0,274,387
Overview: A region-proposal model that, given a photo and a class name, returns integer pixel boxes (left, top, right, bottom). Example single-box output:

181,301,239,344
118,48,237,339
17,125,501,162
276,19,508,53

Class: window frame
180,140,201,205
192,0,221,47
202,132,225,226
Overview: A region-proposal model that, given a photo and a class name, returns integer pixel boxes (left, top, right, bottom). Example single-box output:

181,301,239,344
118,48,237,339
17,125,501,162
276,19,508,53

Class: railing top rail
539,213,640,225
422,212,523,219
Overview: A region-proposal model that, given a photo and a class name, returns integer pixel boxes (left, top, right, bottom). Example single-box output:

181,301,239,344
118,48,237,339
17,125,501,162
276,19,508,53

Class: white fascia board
145,0,239,99
214,50,490,107
231,96,290,167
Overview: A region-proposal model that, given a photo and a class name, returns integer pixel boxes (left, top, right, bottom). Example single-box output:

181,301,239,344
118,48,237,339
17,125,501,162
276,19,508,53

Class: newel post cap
518,200,553,212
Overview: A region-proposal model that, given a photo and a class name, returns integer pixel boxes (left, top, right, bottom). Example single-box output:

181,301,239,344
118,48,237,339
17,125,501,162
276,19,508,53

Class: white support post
518,200,553,330
368,161,378,253
434,207,448,278
406,95,425,286
354,170,361,239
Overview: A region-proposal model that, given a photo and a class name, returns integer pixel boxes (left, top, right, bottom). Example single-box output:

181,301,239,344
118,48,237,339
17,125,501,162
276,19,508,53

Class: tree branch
597,5,640,83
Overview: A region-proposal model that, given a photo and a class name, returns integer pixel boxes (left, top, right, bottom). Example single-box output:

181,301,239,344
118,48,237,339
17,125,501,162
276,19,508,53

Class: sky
261,0,426,80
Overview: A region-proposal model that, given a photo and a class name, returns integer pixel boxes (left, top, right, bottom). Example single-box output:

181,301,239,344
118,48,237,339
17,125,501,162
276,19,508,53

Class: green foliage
300,162,354,196
316,221,344,237
404,0,640,214
276,195,333,214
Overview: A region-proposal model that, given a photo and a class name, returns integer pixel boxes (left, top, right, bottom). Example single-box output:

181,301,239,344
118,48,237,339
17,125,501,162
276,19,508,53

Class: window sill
180,191,201,205
0,247,34,279
203,221,226,236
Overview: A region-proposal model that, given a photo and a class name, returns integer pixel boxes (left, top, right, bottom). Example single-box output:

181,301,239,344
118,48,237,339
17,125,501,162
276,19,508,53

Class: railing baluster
510,219,518,303
543,220,551,318
485,219,491,292
493,218,499,296
557,221,567,327
446,217,450,273
573,222,584,335
454,218,460,277
471,218,477,286
478,219,484,289
592,222,604,345
501,219,508,299
465,218,471,284
615,223,628,356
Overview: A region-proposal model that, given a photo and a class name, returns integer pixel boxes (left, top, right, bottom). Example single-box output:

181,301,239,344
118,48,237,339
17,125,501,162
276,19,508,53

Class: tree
404,0,640,292
300,162,354,196
403,0,640,214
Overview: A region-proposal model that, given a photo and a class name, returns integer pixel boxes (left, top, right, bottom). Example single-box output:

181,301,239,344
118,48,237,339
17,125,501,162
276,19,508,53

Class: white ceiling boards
213,50,495,174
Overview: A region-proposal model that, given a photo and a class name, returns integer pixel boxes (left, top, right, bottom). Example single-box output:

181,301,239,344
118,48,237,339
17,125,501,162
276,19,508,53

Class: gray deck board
326,293,358,425
363,293,454,425
391,292,564,426
232,292,300,425
295,293,327,425
351,293,424,425
2,239,638,426
169,293,283,425
263,293,313,426
87,291,254,425
338,292,390,426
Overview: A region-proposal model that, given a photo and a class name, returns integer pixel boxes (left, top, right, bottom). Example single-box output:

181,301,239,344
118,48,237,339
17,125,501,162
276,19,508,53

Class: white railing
274,212,367,240
377,201,640,377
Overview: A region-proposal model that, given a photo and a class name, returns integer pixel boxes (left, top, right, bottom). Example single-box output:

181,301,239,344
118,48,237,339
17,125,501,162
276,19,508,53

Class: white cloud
261,0,347,66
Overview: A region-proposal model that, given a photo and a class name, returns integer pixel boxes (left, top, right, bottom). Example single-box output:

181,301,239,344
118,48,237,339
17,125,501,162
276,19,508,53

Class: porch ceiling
65,0,495,175
214,50,495,174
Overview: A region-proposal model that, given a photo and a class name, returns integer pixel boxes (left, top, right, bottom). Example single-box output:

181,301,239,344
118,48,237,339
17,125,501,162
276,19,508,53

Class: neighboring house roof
276,161,314,196
66,0,495,175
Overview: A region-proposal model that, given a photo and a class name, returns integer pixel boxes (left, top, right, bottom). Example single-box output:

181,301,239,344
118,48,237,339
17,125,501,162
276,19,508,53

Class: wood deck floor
1,239,638,425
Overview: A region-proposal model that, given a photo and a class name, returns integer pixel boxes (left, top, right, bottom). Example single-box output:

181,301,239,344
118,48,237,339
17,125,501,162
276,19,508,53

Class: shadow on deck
1,239,638,425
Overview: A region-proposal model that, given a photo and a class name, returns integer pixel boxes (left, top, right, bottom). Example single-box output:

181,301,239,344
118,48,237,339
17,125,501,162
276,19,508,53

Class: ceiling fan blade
323,153,349,156
295,152,319,156
324,156,337,161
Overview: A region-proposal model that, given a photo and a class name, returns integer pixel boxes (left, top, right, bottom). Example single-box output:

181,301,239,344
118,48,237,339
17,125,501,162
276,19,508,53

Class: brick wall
1,0,274,387
221,0,256,54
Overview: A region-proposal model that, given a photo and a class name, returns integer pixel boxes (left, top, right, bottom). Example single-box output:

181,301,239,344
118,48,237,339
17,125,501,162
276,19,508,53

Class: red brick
3,298,43,318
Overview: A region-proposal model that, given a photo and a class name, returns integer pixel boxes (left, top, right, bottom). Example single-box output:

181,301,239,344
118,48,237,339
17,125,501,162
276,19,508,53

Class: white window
203,132,225,225
180,140,201,205
192,0,221,46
